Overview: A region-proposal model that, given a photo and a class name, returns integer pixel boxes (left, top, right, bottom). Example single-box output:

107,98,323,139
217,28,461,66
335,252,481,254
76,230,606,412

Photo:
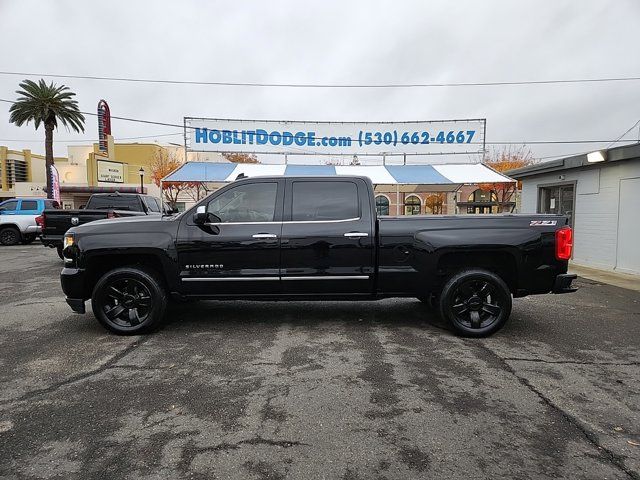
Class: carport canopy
163,162,514,192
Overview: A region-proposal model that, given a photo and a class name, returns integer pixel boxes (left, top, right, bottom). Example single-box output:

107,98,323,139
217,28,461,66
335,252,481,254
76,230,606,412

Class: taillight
35,214,45,229
555,226,573,260
107,211,118,219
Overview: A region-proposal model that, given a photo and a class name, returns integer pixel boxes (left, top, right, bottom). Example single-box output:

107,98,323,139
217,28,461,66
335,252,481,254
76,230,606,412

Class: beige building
0,140,224,209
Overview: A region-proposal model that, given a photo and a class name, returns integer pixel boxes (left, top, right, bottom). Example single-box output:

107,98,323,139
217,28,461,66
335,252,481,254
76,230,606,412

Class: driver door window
207,182,278,223
0,200,19,214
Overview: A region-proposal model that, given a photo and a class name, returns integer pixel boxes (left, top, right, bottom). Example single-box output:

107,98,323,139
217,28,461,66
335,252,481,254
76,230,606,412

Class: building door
616,178,640,274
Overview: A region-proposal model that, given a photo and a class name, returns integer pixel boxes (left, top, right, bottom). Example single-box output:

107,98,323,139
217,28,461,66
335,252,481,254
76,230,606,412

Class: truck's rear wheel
0,227,21,246
439,269,512,337
21,233,36,244
91,267,167,335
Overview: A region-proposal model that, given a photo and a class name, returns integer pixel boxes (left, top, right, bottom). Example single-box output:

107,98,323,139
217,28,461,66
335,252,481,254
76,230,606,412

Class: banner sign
97,159,124,183
185,118,486,156
50,165,60,203
98,100,111,154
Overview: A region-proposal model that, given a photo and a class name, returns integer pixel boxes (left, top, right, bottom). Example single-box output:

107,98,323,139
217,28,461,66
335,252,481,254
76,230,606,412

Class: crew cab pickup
0,198,59,246
60,176,576,337
40,192,164,258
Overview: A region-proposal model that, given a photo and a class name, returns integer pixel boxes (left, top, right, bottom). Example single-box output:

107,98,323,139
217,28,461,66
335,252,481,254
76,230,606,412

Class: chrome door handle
252,233,278,239
344,232,369,238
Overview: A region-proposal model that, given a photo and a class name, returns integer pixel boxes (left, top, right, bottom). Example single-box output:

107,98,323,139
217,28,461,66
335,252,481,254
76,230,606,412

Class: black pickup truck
60,176,576,337
39,192,164,258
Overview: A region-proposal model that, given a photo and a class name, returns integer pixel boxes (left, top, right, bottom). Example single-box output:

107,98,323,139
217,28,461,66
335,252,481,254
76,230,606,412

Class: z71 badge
530,220,557,226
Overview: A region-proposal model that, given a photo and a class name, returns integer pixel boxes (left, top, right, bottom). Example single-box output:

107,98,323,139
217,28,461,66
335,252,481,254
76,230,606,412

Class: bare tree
480,145,536,213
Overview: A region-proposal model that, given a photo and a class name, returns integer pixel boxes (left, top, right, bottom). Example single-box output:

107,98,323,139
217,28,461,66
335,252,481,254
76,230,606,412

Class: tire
56,245,64,259
91,267,167,335
0,226,21,246
439,269,512,337
22,233,36,244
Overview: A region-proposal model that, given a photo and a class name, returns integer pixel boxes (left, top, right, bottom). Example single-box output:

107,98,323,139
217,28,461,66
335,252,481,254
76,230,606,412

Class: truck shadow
163,298,451,333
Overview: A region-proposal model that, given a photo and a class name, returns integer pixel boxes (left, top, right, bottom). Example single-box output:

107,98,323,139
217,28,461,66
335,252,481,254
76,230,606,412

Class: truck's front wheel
91,267,167,335
439,269,512,337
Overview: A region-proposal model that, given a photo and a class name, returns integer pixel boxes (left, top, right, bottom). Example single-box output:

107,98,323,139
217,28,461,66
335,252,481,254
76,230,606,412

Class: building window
375,195,390,216
424,193,445,214
404,195,421,215
468,189,497,203
465,189,498,214
538,184,574,226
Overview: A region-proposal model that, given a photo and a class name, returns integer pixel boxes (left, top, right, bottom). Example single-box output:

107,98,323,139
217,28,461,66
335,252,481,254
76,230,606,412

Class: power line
0,98,637,146
1,70,640,89
0,132,183,143
605,118,640,149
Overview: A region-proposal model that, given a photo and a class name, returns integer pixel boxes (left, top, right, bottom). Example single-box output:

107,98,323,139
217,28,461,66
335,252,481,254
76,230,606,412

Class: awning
60,186,145,194
162,162,514,189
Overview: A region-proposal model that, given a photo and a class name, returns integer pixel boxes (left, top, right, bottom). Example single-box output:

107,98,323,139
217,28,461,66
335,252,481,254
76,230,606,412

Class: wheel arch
436,250,518,293
82,251,173,298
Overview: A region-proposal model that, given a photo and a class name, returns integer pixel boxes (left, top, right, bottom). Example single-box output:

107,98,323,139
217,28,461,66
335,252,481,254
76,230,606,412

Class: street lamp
138,167,145,193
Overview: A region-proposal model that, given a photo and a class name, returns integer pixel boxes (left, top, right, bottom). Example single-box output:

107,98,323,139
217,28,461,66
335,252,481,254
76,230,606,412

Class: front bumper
61,267,87,313
552,273,577,294
66,297,86,314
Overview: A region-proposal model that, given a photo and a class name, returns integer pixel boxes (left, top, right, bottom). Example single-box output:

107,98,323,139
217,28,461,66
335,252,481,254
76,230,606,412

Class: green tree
9,79,85,198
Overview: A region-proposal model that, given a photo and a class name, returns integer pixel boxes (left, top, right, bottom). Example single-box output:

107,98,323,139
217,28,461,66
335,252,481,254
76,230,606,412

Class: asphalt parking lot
0,245,638,480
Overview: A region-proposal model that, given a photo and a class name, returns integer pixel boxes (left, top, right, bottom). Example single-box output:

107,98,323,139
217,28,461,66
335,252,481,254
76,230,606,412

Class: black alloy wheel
439,269,512,337
21,233,36,244
0,227,21,246
91,267,167,334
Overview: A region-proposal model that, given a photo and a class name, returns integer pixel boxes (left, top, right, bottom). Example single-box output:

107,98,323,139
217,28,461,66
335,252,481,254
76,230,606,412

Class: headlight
63,234,74,249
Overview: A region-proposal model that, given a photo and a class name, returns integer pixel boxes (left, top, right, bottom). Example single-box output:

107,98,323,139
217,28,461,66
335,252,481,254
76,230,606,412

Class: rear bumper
41,235,62,248
552,273,577,294
61,267,87,313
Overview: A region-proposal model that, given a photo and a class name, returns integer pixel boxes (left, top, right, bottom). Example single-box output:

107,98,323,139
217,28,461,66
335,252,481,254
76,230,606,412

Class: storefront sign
98,100,111,154
97,160,124,183
185,118,486,156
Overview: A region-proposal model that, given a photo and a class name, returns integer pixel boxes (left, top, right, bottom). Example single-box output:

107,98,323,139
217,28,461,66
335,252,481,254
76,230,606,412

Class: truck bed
377,213,569,297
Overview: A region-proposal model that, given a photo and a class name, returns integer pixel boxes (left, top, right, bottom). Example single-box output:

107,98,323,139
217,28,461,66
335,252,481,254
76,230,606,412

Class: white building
509,143,640,275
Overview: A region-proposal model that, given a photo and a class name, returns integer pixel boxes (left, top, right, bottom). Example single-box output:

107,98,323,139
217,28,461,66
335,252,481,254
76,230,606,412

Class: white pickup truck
0,214,40,245
0,198,59,246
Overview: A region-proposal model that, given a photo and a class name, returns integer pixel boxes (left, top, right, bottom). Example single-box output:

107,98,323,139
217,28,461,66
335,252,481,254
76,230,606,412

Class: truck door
280,178,375,295
176,179,284,296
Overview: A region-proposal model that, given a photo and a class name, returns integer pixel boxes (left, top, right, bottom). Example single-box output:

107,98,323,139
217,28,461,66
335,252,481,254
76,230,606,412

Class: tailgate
42,210,108,236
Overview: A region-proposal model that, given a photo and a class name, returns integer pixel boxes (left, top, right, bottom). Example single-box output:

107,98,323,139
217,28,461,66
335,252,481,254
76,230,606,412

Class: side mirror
193,206,222,225
193,205,208,225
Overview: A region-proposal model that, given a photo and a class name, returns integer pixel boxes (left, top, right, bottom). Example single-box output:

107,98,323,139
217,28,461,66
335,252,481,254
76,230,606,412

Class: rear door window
291,181,359,221
20,200,38,211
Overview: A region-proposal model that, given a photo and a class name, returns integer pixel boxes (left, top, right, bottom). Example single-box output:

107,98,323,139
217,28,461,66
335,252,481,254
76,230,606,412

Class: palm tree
9,79,85,198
